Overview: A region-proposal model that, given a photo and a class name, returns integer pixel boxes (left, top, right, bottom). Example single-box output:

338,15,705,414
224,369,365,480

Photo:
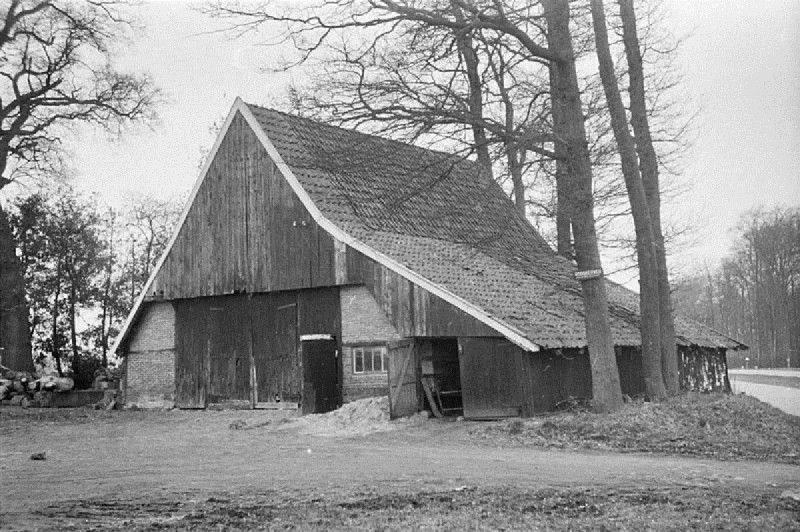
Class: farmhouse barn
113,98,743,418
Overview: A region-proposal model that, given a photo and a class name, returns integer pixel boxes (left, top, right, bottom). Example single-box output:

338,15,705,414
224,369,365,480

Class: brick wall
340,286,402,402
124,302,176,408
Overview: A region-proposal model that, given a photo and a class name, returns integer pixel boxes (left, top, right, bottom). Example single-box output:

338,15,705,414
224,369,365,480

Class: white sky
66,0,800,279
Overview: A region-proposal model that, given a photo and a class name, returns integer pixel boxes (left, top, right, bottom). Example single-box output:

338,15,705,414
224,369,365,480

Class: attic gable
146,108,340,300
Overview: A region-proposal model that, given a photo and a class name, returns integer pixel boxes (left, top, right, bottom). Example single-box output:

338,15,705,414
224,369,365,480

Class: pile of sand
293,396,392,436
230,396,432,436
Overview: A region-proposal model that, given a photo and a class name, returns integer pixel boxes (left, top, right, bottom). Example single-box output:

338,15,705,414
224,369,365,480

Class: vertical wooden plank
458,337,523,419
174,299,208,408
316,230,335,287
333,238,348,285
298,287,339,337
387,339,419,418
412,285,429,336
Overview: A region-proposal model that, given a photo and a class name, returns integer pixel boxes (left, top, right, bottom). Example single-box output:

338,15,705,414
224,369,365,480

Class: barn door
174,300,208,409
387,339,419,419
253,299,301,404
301,335,339,414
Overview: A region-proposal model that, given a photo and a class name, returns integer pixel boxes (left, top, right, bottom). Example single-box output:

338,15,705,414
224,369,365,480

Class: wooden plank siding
174,289,341,407
149,112,338,299
458,337,528,419
345,247,499,338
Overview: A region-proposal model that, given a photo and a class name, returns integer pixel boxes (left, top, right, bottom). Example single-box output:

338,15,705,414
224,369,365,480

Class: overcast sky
66,0,800,279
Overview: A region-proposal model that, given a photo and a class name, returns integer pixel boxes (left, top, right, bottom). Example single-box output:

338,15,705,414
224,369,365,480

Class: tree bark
69,284,79,373
543,0,623,412
618,0,680,394
591,0,666,400
451,2,494,180
548,55,573,259
0,204,34,372
51,273,63,377
555,160,572,257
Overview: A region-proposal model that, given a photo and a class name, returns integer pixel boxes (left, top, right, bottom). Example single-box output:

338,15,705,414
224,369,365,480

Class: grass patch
34,485,800,531
471,393,800,463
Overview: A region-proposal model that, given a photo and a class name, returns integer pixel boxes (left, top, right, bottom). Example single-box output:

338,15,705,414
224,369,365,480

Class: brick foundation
123,302,176,408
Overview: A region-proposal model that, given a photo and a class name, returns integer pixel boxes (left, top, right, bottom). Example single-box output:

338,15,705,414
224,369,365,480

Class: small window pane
352,345,388,374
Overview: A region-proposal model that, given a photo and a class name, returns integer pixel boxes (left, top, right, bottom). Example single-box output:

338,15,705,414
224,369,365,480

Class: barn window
353,346,388,374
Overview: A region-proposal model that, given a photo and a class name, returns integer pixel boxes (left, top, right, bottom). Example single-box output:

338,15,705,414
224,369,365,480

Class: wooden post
248,294,257,409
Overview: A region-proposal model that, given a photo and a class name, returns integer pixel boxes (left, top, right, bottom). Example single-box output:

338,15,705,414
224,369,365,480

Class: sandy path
2,407,798,530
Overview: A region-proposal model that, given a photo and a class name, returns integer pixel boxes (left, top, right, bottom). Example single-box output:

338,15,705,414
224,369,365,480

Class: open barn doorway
300,334,339,414
419,338,463,418
387,338,463,419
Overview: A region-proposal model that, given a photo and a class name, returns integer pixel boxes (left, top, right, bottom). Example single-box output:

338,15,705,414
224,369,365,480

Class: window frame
352,344,389,375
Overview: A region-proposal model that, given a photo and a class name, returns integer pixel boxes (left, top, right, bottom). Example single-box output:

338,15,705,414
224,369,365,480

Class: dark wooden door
207,297,253,403
174,300,208,409
387,339,419,419
458,337,524,419
253,296,301,404
301,336,338,414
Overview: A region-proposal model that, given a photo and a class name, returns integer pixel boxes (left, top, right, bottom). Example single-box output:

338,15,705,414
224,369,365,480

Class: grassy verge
470,393,800,463
471,394,800,464
32,485,800,531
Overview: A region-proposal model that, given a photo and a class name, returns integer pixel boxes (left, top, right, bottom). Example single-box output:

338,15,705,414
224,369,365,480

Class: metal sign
574,268,603,281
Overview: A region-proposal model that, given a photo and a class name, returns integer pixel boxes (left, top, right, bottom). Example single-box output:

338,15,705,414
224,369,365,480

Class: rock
780,489,800,502
30,452,46,461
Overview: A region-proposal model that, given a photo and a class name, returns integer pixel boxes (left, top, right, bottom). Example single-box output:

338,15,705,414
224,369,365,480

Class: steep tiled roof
248,103,743,350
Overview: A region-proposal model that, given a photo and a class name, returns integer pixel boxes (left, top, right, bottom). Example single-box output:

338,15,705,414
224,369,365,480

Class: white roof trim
113,98,540,354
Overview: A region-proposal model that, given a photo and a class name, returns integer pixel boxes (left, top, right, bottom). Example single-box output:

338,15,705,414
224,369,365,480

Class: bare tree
618,0,679,394
543,0,622,411
590,0,665,400
0,0,159,371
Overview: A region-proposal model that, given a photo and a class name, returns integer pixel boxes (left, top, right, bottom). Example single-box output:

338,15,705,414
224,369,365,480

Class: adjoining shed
113,98,744,418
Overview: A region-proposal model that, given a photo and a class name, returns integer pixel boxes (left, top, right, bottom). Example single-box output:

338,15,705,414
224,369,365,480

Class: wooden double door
173,288,340,412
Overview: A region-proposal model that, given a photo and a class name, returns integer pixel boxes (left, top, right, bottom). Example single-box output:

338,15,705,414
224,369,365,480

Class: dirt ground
2,402,799,530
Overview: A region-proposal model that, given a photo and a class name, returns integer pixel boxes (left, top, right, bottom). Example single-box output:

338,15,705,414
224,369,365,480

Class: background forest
7,187,181,386
674,207,800,369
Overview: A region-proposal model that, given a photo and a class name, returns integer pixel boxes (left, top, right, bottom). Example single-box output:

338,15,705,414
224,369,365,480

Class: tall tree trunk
100,211,115,367
591,0,666,400
51,277,63,377
618,0,680,393
549,58,573,259
555,160,572,258
508,149,527,215
0,203,34,372
543,0,623,412
69,284,79,373
451,2,493,179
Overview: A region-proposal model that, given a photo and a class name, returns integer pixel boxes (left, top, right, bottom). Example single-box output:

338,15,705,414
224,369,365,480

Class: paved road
729,369,800,416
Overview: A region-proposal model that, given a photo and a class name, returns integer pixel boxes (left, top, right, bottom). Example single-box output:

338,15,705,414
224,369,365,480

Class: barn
112,98,743,418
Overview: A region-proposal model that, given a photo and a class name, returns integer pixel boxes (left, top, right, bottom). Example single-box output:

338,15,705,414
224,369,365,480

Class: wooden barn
112,98,744,418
